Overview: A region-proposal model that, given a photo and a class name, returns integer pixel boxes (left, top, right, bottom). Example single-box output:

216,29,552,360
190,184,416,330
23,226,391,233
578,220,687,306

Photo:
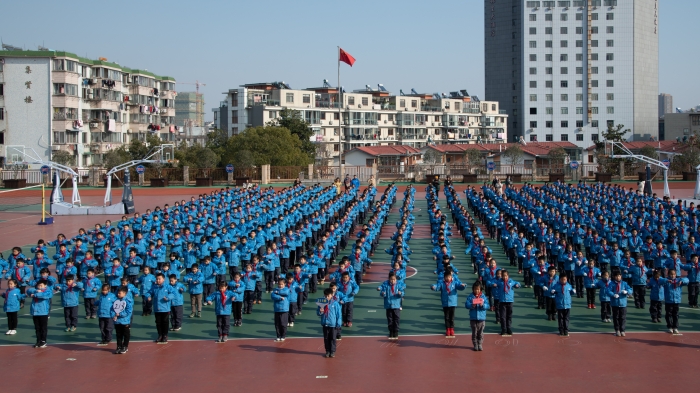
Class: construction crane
179,80,206,94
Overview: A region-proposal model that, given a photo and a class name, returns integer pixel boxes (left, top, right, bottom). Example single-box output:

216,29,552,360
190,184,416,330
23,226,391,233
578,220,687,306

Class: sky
1,0,698,121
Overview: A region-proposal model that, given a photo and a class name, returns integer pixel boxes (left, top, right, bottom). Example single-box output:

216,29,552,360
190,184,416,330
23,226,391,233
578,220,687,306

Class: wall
633,0,660,140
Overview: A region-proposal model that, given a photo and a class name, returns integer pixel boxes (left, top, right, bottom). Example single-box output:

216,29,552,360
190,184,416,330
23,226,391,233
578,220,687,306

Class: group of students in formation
424,179,699,352
1,181,415,357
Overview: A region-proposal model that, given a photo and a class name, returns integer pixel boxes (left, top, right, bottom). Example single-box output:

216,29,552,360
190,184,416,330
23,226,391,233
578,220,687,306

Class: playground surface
1,182,698,391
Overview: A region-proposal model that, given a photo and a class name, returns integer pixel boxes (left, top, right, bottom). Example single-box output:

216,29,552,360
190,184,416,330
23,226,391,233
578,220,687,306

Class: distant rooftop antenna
38,45,49,51
2,43,23,51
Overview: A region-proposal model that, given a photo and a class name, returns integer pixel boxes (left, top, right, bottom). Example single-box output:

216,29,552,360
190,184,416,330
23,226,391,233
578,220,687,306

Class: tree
270,108,315,160
502,145,524,165
548,147,568,166
52,150,75,167
205,128,229,160
422,148,441,165
463,148,483,173
671,134,700,173
103,147,131,169
175,145,220,176
220,126,312,167
638,145,659,161
594,123,631,174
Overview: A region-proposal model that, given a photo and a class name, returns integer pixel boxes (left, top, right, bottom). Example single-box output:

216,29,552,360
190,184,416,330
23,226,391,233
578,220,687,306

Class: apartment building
175,91,205,127
0,49,176,167
485,0,659,147
216,81,507,164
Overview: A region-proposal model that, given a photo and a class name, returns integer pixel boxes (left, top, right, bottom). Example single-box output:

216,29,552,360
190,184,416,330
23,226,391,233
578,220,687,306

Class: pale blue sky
1,0,697,120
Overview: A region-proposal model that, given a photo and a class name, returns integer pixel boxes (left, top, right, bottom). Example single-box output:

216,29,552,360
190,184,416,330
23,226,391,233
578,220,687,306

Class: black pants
309,275,318,293
545,297,556,317
499,302,513,331
386,308,401,337
170,305,183,329
322,326,338,353
232,302,243,321
274,311,288,338
342,302,354,323
650,300,663,320
99,317,114,342
586,288,597,305
203,284,215,302
84,298,96,317
243,290,254,313
575,276,584,296
154,312,170,338
216,315,230,336
64,306,78,328
612,306,627,332
6,311,18,330
535,286,545,308
523,269,532,286
600,301,611,320
289,303,298,323
442,306,456,329
470,320,485,346
229,265,239,281
254,282,263,302
115,323,130,348
557,308,570,333
354,271,363,284
665,303,680,329
633,285,646,308
33,315,48,343
688,282,699,306
264,271,275,292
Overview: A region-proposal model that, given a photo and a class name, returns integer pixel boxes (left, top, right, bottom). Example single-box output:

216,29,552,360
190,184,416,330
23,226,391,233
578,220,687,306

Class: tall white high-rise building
485,0,659,147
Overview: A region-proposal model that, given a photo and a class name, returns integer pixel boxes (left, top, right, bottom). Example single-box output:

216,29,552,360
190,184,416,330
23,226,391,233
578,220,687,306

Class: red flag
339,48,356,67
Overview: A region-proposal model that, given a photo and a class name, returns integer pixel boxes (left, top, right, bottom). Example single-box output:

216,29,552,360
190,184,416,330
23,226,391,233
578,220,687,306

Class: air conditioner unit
329,121,333,125
89,122,99,128
431,122,435,126
358,104,362,108
51,145,61,151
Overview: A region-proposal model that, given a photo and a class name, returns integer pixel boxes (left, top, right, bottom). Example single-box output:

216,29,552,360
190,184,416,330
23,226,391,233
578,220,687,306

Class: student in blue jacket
206,281,236,343
184,264,204,318
337,272,359,328
550,275,576,336
3,279,25,335
55,275,84,332
284,274,301,327
26,279,54,348
271,278,291,342
646,269,665,323
317,287,342,358
493,269,521,336
465,281,489,351
227,272,245,327
378,272,405,340
167,274,185,331
430,270,467,338
137,266,156,316
146,273,175,344
606,271,633,337
540,267,559,321
595,270,613,323
95,284,117,346
581,259,601,309
663,269,689,335
680,254,700,308
112,286,133,354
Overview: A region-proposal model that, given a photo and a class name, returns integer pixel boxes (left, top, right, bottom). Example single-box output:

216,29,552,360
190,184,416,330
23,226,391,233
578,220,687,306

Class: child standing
317,287,342,358
493,270,521,336
681,254,700,308
551,275,576,336
81,269,101,319
271,278,291,342
26,280,54,348
95,284,117,345
228,272,245,326
241,264,258,314
378,272,405,340
3,279,24,335
168,274,185,331
337,272,359,328
646,269,665,323
285,273,300,327
628,258,648,309
146,273,175,344
183,264,204,318
430,270,467,338
581,260,601,309
465,281,489,351
55,275,83,332
206,281,236,343
112,286,133,354
606,271,632,337
137,266,156,316
663,269,689,335
540,267,559,321
595,270,613,323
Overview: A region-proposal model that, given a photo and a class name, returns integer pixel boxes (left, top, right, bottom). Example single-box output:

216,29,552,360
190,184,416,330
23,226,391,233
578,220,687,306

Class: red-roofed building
422,141,581,165
344,145,422,166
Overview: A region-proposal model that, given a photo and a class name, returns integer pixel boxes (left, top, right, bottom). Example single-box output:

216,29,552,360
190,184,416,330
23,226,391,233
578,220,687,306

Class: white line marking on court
316,376,328,379
367,310,376,312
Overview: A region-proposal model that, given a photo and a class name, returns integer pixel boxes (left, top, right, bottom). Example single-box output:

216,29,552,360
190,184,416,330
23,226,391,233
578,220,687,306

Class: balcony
315,102,342,108
420,106,442,112
249,99,280,107
499,110,507,114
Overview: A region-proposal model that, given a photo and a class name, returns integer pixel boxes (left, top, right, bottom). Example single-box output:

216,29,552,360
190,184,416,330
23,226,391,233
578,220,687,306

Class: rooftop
427,141,580,156
349,146,422,157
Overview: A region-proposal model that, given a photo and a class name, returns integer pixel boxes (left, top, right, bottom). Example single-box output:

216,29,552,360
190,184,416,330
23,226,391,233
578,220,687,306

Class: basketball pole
38,177,54,225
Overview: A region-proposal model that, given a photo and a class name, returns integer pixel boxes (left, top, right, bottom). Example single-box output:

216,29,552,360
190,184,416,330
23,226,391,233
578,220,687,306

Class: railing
143,167,184,182
189,168,226,181
250,100,280,107
499,110,507,114
270,166,307,181
233,167,261,181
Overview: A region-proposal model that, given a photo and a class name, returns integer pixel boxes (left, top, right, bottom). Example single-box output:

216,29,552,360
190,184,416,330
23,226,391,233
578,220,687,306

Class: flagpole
337,46,342,178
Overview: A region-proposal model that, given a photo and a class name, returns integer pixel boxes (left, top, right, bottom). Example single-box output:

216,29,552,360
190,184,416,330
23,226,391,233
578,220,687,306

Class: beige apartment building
0,49,176,167
214,81,507,164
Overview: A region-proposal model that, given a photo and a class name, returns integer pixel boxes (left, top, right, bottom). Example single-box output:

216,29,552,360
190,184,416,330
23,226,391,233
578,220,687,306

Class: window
576,40,583,48
607,93,614,100
362,97,369,106
576,94,583,101
348,96,355,105
591,53,599,61
606,53,614,61
591,133,599,141
302,94,310,104
530,94,538,102
606,66,614,74
0,83,3,96
545,41,553,48
576,120,584,128
560,134,569,141
561,121,569,128
545,27,553,34
530,41,537,48
561,80,568,88
576,13,583,21
546,134,553,141
530,135,538,142
513,96,518,103
546,107,554,115
561,94,568,101
530,121,538,129
530,107,538,115
546,67,553,74
591,93,599,101
529,14,537,21
530,81,538,88
607,107,614,114
560,67,568,74
560,54,568,61
576,134,584,141
607,26,614,34
576,107,583,114
606,13,614,20
591,67,599,74
513,83,517,90
561,14,568,21
530,27,537,35
561,107,569,114
530,67,537,75
399,99,405,107
0,108,3,120
606,80,614,87
591,26,599,34
607,120,615,128
530,54,537,61
53,131,66,144
545,54,553,61
591,13,598,20
546,95,553,102
546,121,553,128
592,121,599,128
591,80,599,87
286,93,294,103
52,59,77,72
546,81,553,88
591,107,599,114
576,80,583,88
544,1,555,6
591,40,598,47
560,27,568,34
560,40,568,48
576,67,583,74
546,14,553,21
558,0,570,6
53,83,78,96
576,53,583,61
411,100,417,108
606,40,614,47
